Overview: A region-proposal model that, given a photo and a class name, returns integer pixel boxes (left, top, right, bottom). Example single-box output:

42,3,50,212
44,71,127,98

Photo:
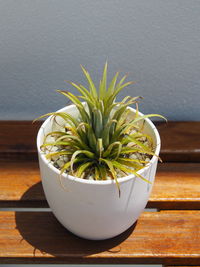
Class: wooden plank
0,210,200,264
156,121,200,162
1,121,200,162
0,121,41,160
0,161,200,209
149,163,200,209
0,161,47,207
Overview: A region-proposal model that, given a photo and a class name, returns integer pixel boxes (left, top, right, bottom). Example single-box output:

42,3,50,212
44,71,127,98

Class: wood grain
1,121,200,161
0,161,200,209
0,210,200,264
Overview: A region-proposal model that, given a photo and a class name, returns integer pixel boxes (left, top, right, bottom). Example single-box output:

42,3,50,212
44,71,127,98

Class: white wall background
0,0,200,120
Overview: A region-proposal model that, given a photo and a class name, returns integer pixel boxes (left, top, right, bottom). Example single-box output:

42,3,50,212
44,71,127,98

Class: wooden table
0,121,200,265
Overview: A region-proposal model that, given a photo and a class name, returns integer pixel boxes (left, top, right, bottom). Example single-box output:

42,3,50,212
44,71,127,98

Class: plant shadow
15,182,137,257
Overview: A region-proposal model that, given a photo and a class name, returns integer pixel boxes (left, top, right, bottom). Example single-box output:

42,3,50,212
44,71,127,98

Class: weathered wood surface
0,210,199,264
1,120,200,265
1,121,200,162
0,161,200,209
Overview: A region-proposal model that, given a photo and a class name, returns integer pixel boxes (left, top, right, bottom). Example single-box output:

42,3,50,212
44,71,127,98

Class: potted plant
35,63,165,240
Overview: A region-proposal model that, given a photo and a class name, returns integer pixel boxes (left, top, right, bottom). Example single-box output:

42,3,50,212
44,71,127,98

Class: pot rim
37,104,161,185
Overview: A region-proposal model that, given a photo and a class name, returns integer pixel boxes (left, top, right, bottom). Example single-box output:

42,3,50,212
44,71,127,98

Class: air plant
34,63,165,196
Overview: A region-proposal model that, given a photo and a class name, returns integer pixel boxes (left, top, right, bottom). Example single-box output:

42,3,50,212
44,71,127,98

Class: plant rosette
36,63,164,240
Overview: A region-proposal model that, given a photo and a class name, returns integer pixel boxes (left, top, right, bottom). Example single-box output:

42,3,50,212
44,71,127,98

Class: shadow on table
15,182,137,258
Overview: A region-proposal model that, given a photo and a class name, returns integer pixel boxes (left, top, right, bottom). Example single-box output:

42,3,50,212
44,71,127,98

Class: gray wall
0,0,200,120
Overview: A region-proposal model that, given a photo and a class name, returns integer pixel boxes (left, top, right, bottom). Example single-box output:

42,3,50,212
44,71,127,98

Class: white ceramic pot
37,104,161,240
